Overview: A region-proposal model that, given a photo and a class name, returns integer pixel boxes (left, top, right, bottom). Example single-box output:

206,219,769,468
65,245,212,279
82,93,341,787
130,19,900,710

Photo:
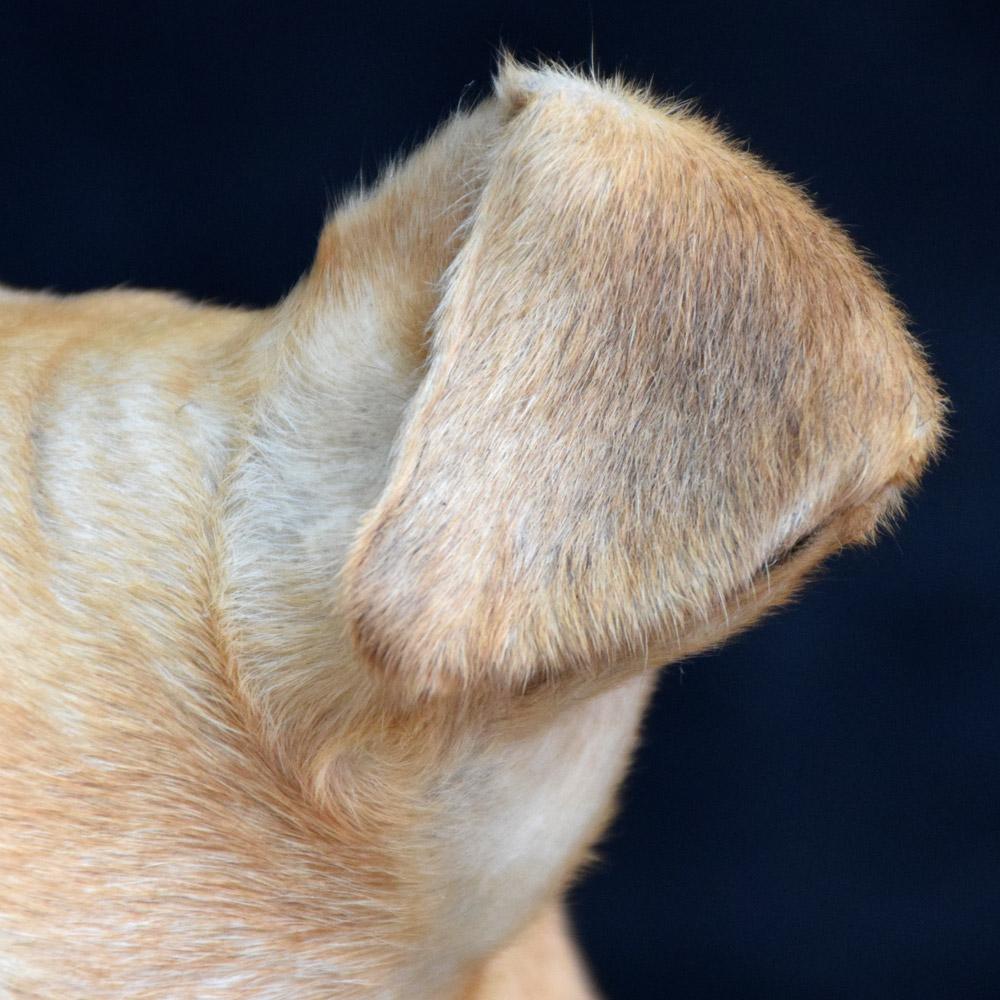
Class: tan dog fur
0,61,943,998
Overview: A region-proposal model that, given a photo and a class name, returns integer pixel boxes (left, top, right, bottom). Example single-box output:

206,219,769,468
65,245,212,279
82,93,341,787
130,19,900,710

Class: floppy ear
342,63,943,699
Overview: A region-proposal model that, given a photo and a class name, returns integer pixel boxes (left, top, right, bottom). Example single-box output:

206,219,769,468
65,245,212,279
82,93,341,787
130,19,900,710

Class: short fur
0,61,943,998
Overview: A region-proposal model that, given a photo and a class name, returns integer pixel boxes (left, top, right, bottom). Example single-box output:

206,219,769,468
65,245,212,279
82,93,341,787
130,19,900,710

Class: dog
0,60,944,998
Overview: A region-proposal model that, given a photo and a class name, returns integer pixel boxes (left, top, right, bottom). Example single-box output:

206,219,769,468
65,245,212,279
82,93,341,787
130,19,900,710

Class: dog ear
341,63,943,699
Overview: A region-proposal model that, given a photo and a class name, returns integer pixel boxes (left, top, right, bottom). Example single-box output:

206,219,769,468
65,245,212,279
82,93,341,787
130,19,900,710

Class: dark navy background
1,3,996,997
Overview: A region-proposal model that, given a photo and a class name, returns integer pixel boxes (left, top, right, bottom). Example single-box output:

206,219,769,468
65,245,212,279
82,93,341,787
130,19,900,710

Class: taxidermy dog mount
0,61,943,998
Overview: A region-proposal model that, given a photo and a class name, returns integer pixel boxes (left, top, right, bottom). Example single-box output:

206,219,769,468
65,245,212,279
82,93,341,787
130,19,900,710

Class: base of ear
494,57,657,134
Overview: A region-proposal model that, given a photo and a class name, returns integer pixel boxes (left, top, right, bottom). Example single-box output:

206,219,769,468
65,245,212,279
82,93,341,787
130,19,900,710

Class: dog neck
215,100,506,769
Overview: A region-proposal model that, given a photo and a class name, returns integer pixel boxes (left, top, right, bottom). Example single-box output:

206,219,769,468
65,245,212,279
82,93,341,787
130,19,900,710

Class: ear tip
345,563,560,702
347,612,480,704
343,567,473,702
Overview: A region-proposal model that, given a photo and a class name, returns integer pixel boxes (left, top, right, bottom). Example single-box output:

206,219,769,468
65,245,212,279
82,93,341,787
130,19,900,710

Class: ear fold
342,63,943,698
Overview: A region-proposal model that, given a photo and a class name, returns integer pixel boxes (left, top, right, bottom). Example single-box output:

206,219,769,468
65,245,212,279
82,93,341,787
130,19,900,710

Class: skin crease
0,61,944,998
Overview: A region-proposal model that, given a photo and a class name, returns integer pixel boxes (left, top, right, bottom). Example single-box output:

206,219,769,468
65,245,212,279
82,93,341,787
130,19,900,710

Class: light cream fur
0,61,943,998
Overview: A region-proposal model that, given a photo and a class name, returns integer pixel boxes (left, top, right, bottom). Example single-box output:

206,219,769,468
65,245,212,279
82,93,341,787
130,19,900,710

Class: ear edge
344,482,915,706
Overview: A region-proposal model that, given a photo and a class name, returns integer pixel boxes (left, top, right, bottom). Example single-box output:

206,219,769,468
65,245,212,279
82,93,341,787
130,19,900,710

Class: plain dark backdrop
2,2,997,997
